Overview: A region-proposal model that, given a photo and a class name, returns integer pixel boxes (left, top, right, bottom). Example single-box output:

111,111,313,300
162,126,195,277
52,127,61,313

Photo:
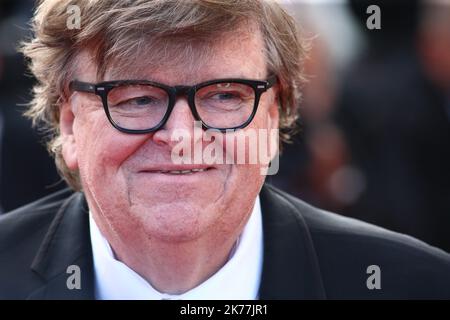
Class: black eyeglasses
69,76,277,133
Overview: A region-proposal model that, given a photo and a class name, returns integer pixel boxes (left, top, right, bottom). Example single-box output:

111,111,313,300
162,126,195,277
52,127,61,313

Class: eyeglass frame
68,75,277,134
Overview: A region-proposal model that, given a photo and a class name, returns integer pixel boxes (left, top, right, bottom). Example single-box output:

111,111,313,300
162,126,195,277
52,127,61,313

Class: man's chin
128,181,224,205
128,203,215,243
139,222,206,244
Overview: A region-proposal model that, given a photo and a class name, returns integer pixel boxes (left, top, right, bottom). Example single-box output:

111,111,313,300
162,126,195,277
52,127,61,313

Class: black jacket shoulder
0,189,90,300
263,184,450,299
0,188,74,251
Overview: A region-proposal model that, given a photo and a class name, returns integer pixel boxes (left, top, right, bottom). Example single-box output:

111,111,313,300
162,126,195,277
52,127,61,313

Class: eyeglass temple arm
69,80,96,93
266,75,278,89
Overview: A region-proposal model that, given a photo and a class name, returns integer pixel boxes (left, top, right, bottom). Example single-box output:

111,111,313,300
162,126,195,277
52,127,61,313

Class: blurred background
1,0,449,252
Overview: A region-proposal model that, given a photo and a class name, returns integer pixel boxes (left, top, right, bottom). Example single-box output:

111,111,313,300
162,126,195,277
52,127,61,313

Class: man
0,0,449,300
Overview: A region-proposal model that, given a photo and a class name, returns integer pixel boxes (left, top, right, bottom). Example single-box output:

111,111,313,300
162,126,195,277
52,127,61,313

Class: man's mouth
155,168,209,175
139,166,214,175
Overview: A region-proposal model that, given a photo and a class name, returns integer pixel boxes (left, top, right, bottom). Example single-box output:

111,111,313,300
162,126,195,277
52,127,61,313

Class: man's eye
116,96,156,107
133,96,153,105
217,93,237,100
208,92,241,101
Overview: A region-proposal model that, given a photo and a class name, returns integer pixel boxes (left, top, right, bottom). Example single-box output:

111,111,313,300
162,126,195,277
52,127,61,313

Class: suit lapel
258,185,326,299
28,192,94,299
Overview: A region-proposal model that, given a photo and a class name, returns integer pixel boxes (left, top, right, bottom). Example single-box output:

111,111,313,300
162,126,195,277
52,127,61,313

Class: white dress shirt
89,196,264,300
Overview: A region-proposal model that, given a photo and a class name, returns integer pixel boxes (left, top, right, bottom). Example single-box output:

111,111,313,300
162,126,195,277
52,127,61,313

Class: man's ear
267,86,280,131
59,101,78,170
265,86,280,167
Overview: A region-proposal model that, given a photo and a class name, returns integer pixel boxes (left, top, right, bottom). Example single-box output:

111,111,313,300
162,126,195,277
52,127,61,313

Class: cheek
73,113,149,189
222,102,276,191
221,108,276,166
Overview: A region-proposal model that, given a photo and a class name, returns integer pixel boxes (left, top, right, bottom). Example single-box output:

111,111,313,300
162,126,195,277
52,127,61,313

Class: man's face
60,28,279,244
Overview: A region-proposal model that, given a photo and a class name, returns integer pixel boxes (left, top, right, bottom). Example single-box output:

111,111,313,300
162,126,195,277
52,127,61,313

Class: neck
93,214,247,294
121,235,239,294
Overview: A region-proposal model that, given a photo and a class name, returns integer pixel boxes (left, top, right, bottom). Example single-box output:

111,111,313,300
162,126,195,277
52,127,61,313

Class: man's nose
152,98,198,146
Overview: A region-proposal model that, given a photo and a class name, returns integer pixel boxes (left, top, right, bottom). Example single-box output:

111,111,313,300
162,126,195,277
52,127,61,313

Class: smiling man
0,0,450,300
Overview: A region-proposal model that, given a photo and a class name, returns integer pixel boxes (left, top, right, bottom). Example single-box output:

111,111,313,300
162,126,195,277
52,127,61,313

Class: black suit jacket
1,184,449,299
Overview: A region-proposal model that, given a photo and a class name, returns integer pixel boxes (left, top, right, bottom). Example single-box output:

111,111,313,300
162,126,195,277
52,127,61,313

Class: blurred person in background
268,0,358,210
334,0,450,252
0,0,64,212
270,0,450,253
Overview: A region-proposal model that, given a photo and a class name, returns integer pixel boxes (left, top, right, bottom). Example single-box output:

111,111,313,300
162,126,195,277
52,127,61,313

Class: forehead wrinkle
105,41,212,83
107,55,202,85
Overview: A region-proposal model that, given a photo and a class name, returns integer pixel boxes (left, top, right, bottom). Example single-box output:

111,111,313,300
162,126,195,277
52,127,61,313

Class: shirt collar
89,196,263,300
